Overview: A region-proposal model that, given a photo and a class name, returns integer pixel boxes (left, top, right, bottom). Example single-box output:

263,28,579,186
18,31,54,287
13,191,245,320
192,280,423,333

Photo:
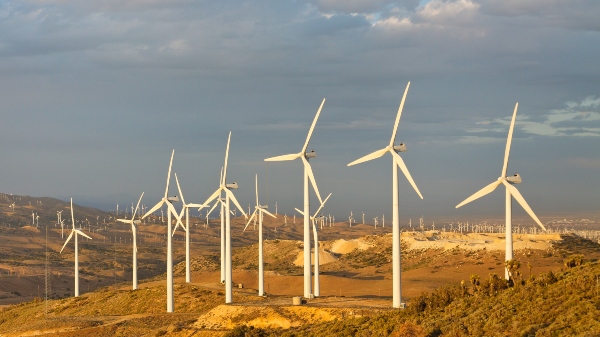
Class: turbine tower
455,103,546,280
142,150,180,313
244,174,276,296
265,99,325,299
60,198,92,297
348,82,423,308
202,132,247,303
117,192,144,290
295,193,332,297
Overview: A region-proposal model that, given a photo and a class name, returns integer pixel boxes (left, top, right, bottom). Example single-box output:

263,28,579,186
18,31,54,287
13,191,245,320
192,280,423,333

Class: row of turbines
56,82,549,311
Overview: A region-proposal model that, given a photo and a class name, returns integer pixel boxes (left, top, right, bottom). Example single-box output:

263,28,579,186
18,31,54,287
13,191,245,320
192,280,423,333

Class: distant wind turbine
202,132,247,303
60,199,92,297
173,173,206,283
295,193,331,297
243,174,276,296
117,193,144,290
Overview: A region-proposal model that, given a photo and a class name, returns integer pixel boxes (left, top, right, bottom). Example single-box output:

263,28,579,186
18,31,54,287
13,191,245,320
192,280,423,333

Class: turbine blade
75,229,92,240
117,219,131,224
294,208,305,216
456,180,502,208
186,203,206,208
243,210,258,231
166,202,185,231
391,151,423,199
206,199,220,217
202,188,223,208
219,167,224,187
225,189,247,218
501,180,546,231
165,150,174,199
264,153,301,162
255,174,259,207
502,103,518,178
223,132,231,184
70,198,75,229
60,231,74,253
301,156,322,203
172,222,181,236
143,200,165,219
302,98,326,153
262,209,276,219
313,193,332,217
133,192,144,220
389,82,410,147
175,173,185,206
347,147,388,166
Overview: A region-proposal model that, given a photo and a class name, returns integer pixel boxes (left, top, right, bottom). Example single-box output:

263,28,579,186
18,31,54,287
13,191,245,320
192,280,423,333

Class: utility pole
45,222,50,328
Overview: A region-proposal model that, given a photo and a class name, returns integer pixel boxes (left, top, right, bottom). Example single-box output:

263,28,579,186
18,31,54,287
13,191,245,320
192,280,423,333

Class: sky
1,0,599,225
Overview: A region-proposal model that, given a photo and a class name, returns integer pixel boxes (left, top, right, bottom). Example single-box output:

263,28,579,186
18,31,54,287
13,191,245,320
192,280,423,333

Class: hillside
227,261,600,337
0,254,598,336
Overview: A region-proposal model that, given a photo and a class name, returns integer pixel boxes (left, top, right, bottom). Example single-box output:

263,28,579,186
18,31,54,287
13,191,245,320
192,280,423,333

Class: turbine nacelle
305,150,317,159
393,143,407,153
506,174,522,184
167,196,179,203
226,182,238,190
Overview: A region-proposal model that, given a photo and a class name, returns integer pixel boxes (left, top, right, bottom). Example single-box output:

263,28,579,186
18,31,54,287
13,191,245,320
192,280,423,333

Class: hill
227,260,600,337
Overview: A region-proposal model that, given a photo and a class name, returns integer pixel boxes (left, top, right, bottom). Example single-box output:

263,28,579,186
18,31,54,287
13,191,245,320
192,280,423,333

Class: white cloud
470,96,600,138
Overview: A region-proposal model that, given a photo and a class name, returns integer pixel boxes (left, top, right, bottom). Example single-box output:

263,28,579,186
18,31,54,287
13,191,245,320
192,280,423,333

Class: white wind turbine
57,210,64,237
265,99,325,298
141,150,180,313
243,174,276,296
203,168,231,284
348,82,423,308
201,132,247,304
173,173,206,283
117,192,144,290
455,103,546,280
60,198,92,297
295,193,331,297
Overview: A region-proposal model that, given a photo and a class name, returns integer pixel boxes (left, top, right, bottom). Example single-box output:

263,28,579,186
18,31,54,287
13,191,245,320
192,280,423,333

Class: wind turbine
204,168,227,284
56,210,63,230
202,132,247,304
244,174,277,296
348,82,423,308
117,193,144,290
60,198,92,297
173,173,206,283
243,174,276,296
455,103,546,280
295,193,331,297
265,98,325,298
141,150,180,313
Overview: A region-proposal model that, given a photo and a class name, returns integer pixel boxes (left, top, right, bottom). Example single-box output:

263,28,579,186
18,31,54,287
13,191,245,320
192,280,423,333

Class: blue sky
1,0,599,224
